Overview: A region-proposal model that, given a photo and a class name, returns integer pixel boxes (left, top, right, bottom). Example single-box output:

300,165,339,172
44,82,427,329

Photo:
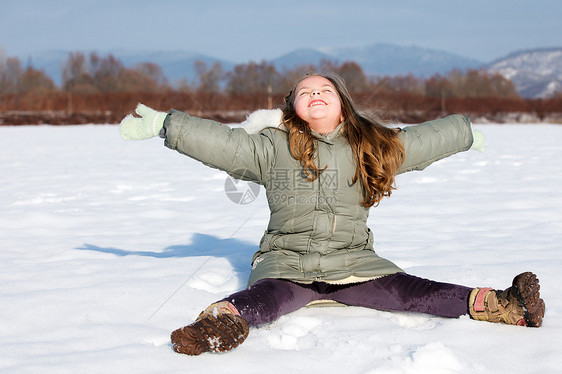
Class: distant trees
226,61,281,96
425,69,518,99
1,50,560,125
0,55,56,94
1,50,521,100
61,52,170,93
194,60,224,94
329,61,369,92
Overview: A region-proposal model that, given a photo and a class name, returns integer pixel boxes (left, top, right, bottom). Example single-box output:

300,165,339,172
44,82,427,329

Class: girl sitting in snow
120,72,545,355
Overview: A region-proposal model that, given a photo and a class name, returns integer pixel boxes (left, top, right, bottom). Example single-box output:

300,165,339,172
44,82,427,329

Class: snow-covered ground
2,123,561,373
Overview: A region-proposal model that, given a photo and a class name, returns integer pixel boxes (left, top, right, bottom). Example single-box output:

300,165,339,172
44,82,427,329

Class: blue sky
1,0,561,63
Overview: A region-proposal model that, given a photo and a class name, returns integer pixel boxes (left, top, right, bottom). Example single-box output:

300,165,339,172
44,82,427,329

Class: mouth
308,100,327,108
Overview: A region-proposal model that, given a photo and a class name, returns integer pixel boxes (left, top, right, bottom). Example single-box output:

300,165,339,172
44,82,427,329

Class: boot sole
513,272,545,327
171,314,249,355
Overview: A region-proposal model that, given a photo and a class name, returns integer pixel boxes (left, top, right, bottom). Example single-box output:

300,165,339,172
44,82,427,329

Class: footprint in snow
266,316,322,350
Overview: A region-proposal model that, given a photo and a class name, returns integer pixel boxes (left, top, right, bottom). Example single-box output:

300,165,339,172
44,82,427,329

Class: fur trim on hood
240,109,285,134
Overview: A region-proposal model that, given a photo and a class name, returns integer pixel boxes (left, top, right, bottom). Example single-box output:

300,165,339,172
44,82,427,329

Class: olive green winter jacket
162,110,474,286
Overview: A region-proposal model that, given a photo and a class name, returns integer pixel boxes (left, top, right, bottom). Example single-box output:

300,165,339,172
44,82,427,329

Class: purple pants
222,273,472,326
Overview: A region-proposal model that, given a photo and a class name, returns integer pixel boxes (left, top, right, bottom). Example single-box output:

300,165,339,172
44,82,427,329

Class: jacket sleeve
397,114,474,174
162,109,275,185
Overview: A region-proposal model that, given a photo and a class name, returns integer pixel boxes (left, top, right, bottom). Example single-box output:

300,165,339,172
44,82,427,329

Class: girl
120,72,545,356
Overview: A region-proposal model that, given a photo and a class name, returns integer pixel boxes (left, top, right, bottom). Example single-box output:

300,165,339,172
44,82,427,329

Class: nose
311,89,320,96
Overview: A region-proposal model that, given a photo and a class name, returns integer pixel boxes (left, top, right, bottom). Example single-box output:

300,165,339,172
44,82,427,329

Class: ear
240,109,284,134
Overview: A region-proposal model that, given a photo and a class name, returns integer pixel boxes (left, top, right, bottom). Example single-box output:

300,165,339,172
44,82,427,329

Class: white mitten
120,103,168,140
470,128,485,152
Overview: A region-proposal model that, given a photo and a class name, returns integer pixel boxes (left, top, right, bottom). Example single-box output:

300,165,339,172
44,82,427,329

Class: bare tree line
1,51,561,125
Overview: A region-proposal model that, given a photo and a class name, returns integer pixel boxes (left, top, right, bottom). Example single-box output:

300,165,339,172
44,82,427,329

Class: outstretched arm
119,104,276,185
398,114,481,174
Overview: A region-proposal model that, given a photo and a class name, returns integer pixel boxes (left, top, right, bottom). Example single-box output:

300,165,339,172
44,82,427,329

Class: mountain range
486,48,562,98
20,43,562,98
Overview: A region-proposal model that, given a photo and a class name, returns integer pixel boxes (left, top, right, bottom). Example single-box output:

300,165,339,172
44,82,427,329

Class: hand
470,128,485,152
120,103,168,140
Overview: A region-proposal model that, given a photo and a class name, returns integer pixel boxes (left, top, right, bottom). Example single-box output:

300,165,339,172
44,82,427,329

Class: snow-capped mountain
486,48,562,98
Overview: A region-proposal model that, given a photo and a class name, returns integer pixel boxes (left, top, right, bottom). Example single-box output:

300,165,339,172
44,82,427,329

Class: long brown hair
282,72,405,208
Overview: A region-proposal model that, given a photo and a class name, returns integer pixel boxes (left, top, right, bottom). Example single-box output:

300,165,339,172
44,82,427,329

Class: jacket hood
239,108,343,144
240,109,285,134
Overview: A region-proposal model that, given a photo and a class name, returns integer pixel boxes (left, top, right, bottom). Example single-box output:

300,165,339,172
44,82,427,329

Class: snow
2,123,562,373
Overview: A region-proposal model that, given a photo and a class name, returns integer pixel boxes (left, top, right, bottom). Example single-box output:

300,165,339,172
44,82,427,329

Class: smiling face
293,75,343,134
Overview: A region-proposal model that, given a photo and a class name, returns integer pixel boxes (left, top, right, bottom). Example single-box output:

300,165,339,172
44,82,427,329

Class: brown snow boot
170,301,249,355
469,272,545,327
